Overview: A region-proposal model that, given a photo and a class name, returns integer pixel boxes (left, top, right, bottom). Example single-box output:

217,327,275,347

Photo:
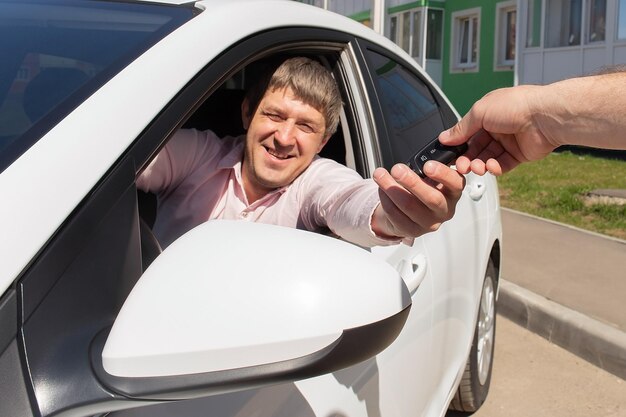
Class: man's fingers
453,131,524,176
422,161,466,199
374,163,462,220
439,96,493,147
462,130,498,159
485,159,503,176
489,152,521,174
470,159,487,175
376,190,427,237
372,163,467,240
473,135,507,161
440,114,480,147
373,167,445,227
454,156,472,174
389,164,451,214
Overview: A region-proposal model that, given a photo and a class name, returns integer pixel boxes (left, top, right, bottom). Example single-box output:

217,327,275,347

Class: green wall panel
441,0,514,115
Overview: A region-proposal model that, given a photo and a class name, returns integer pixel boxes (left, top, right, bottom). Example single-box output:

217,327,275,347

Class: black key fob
406,137,468,178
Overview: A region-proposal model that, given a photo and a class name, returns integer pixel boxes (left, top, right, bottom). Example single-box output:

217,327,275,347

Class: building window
545,0,582,47
526,0,542,47
426,9,443,60
411,11,422,58
620,0,626,39
587,0,606,42
389,9,423,60
496,1,516,68
451,8,480,71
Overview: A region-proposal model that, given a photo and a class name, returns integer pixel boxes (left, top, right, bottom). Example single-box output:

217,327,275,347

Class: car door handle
397,253,428,295
469,181,486,201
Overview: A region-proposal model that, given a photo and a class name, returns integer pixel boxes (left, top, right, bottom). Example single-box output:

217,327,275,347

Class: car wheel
449,259,497,413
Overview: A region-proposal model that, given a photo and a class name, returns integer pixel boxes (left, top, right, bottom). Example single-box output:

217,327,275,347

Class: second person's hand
438,86,559,175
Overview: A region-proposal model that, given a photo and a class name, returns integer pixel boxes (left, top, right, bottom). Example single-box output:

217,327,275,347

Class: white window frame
619,0,626,40
388,8,424,61
586,0,606,43
426,8,445,61
450,7,481,72
495,1,517,70
544,0,583,47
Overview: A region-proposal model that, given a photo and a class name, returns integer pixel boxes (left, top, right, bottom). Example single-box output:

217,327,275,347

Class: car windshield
0,0,196,173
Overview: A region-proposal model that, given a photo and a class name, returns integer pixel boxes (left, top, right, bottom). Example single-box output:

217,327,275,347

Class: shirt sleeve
137,129,223,195
297,158,401,248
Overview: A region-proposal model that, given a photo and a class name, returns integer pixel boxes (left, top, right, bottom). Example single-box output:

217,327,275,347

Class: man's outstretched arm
439,72,626,176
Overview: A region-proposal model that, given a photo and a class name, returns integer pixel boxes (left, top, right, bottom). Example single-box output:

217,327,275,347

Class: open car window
136,47,370,256
178,53,355,168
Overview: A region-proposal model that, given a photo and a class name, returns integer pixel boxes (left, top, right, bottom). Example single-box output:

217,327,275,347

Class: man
439,70,626,176
139,57,465,248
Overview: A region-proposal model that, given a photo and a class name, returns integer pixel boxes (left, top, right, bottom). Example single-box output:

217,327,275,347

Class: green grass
497,151,626,240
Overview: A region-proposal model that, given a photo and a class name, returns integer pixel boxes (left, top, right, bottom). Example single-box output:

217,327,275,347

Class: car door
107,28,402,417
109,28,439,417
357,41,493,414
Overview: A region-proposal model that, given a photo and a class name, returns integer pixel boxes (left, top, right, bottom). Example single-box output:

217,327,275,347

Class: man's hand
439,73,626,177
371,161,465,243
438,86,560,176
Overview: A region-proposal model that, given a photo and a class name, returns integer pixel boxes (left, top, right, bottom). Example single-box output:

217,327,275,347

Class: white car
0,1,502,416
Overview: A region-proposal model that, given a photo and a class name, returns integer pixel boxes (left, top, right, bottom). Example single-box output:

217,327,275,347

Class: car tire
449,259,497,413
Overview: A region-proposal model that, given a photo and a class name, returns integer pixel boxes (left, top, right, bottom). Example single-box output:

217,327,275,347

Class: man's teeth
268,149,289,159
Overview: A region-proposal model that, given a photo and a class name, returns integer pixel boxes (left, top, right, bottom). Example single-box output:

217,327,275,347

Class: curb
498,279,626,381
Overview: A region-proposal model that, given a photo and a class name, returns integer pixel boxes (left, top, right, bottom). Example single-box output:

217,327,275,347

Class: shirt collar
217,136,288,200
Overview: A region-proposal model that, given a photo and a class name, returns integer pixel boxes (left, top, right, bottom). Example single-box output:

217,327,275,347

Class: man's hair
244,56,343,136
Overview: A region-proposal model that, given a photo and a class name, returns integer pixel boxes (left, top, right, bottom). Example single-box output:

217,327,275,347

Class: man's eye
265,112,283,122
298,124,314,134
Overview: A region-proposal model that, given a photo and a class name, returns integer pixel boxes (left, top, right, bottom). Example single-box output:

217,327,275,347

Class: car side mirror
91,220,411,401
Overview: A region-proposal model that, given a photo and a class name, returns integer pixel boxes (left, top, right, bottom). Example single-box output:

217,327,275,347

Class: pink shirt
138,129,397,248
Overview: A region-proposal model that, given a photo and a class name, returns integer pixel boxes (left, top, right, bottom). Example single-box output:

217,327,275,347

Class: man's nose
274,121,296,146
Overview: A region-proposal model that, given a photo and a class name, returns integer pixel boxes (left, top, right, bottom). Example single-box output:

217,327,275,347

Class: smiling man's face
241,86,330,203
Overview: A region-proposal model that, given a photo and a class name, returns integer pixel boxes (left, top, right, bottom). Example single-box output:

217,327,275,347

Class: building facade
442,0,516,113
518,0,626,84
301,0,446,86
300,0,625,115
301,0,516,114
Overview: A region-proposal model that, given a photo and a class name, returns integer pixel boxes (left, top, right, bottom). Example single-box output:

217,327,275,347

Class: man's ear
317,134,331,153
241,98,251,130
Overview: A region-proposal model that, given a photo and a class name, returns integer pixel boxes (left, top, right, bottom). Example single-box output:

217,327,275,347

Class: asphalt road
447,315,626,417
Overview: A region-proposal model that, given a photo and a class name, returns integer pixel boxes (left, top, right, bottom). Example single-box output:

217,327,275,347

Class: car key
406,136,468,178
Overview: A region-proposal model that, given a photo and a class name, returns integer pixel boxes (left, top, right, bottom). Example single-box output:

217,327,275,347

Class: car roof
182,0,400,47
